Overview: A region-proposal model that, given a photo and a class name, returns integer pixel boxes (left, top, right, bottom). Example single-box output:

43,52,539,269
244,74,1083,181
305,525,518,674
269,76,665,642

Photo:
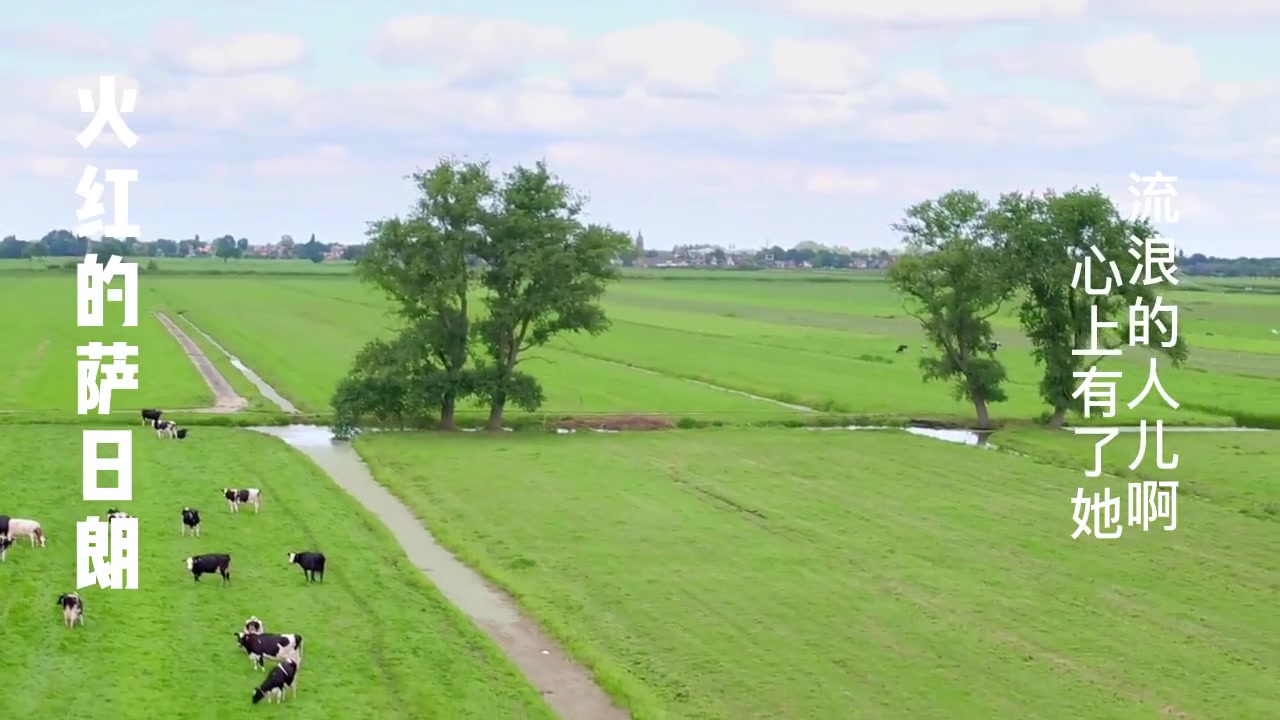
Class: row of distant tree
0,230,365,263
0,228,1274,276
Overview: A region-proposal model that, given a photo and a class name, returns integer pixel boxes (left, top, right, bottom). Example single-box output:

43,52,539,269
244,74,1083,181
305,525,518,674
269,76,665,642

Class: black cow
235,632,303,671
175,428,188,439
58,592,85,627
141,408,163,427
895,344,908,353
223,488,261,514
0,536,12,562
287,552,325,583
251,658,299,704
186,553,231,584
0,514,8,536
181,508,201,537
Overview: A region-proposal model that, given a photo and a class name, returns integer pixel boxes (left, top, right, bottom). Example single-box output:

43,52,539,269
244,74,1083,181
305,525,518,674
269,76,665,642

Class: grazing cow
181,508,201,537
58,593,85,627
987,341,1003,351
7,518,45,547
185,553,231,584
287,551,325,583
251,659,299,704
895,344,908,353
106,509,131,520
175,428,188,440
244,616,264,634
235,632,303,671
141,408,163,427
155,420,177,439
0,514,8,536
223,488,261,514
0,536,13,562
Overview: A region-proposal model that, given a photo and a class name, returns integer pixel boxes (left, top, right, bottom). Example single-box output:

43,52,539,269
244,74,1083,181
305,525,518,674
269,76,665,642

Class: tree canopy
333,157,631,433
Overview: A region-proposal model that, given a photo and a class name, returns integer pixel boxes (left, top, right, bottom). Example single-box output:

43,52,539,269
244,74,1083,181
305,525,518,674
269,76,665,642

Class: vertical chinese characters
1070,172,1185,540
75,76,141,590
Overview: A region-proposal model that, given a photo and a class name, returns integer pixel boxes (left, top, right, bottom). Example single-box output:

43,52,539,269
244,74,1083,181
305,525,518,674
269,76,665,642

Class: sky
0,1,1276,256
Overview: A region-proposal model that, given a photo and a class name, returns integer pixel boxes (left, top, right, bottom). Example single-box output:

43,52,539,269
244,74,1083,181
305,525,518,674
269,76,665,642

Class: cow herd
0,407,329,706
895,341,1002,354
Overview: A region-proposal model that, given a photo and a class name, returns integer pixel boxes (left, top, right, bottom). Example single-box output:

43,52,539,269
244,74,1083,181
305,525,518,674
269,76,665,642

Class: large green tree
473,162,632,430
888,190,1014,428
346,158,495,430
989,187,1188,428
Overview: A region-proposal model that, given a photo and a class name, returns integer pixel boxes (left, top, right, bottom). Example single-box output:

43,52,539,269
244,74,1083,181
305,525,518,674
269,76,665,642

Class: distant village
617,232,898,270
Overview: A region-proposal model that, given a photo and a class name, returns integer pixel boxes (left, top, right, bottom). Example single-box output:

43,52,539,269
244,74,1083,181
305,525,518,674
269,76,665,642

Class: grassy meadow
0,256,1277,719
0,426,551,719
355,428,1280,719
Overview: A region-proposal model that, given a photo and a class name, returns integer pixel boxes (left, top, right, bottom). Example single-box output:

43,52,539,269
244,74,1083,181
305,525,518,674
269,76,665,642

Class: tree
213,235,239,262
279,235,294,257
472,161,632,429
236,238,249,253
347,159,495,430
888,190,1014,428
989,188,1188,428
23,241,47,261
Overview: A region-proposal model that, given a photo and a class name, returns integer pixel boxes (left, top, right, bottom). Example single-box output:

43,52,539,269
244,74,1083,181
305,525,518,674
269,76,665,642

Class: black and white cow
7,518,45,547
287,552,325,583
223,488,261,514
141,408,163,427
243,615,264,635
185,553,231,584
0,536,13,562
0,514,8,536
895,344,908,353
235,632,303,671
106,508,131,520
58,592,84,627
986,341,1003,351
155,420,177,439
251,658,299,704
181,508,201,537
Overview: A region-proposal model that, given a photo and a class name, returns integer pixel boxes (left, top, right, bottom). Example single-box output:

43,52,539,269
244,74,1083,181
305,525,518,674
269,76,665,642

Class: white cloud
1082,33,1203,103
545,141,881,197
744,0,1090,24
571,22,751,94
138,21,307,76
251,145,351,177
768,38,876,94
369,15,569,81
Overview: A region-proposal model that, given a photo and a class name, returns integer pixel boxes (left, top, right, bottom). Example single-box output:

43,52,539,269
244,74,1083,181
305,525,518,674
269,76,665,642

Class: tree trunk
486,390,507,431
438,395,457,431
1049,406,1068,429
972,396,991,429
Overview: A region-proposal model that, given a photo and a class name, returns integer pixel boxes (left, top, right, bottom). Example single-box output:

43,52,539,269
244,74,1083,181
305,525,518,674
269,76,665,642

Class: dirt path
253,425,631,719
154,312,248,413
176,314,299,413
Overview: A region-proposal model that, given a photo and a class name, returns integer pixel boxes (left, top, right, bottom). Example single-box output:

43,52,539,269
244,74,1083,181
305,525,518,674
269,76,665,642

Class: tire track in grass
569,353,817,413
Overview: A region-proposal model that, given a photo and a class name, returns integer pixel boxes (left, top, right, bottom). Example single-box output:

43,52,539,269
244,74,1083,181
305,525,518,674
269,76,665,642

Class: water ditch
176,314,299,413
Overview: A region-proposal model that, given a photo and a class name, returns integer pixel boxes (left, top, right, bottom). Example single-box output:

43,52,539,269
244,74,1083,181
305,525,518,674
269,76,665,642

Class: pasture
355,428,1280,719
0,426,551,718
1,256,1277,719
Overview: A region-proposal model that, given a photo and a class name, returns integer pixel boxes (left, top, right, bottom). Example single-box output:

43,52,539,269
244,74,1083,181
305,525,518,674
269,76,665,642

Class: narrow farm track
158,317,630,720
153,312,247,413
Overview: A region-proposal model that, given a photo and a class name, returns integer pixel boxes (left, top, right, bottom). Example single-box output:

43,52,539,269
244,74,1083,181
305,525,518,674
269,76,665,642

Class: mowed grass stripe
0,426,551,719
150,277,796,420
0,276,212,411
356,428,1280,719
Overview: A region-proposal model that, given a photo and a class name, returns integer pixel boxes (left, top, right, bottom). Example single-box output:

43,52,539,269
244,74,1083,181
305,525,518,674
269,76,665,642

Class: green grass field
354,428,1280,719
0,426,551,718
1,257,1277,720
